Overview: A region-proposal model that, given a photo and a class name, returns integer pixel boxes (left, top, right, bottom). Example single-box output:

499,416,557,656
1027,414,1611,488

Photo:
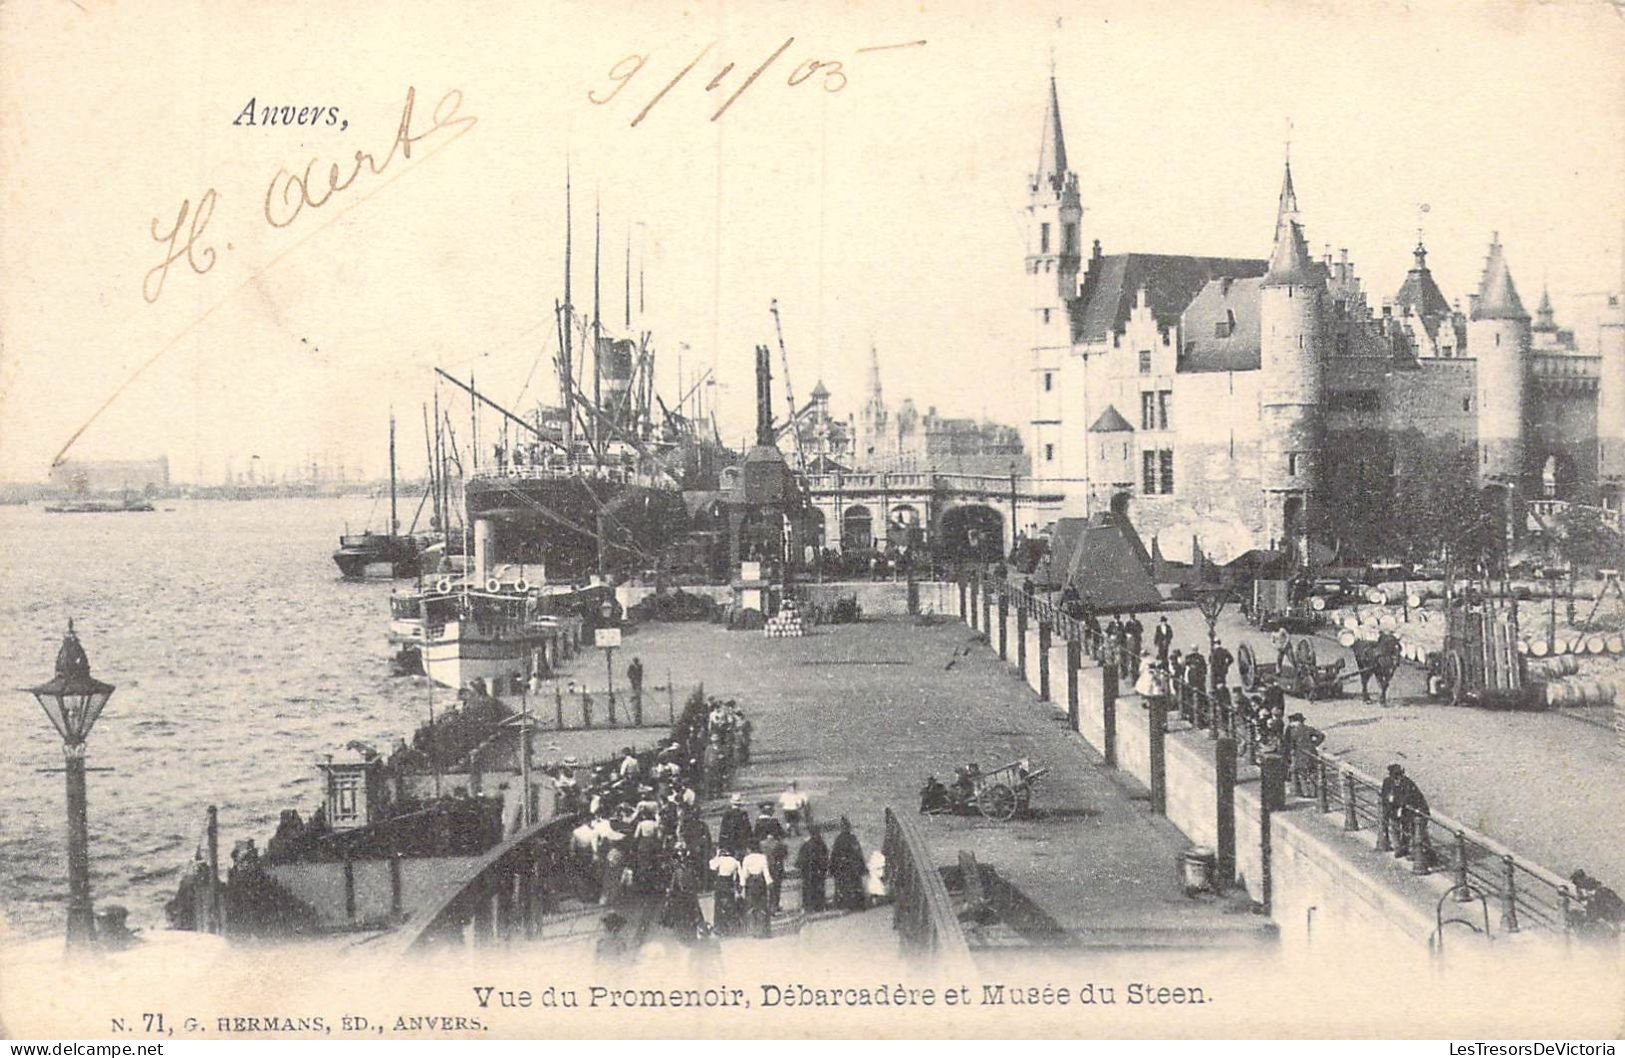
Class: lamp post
25,620,115,952
1196,587,1233,657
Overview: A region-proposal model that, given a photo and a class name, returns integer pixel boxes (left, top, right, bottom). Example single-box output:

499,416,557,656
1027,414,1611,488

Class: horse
1351,632,1403,704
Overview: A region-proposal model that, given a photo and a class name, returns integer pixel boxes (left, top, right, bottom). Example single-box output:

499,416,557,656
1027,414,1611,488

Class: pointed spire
1471,233,1529,321
1413,237,1428,272
1535,285,1555,329
1264,221,1319,288
867,344,883,402
1273,157,1300,243
1035,75,1068,193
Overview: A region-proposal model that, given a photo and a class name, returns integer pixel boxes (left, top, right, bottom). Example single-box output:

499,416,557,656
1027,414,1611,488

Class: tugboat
333,412,431,579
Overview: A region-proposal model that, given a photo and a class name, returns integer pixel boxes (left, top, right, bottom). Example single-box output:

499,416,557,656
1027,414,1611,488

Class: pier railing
882,806,976,971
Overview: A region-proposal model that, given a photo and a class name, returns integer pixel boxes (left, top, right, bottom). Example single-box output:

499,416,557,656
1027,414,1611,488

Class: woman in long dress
709,850,743,937
828,817,867,912
795,830,829,913
740,845,773,938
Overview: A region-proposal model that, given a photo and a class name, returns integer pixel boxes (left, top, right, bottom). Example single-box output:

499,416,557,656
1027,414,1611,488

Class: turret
1467,233,1530,488
1258,161,1325,558
1027,75,1082,333
1599,290,1625,505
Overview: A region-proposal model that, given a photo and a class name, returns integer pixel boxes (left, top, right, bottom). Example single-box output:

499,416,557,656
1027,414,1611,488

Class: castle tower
1599,288,1625,508
1026,75,1082,483
1467,234,1531,491
858,344,888,466
1258,160,1325,560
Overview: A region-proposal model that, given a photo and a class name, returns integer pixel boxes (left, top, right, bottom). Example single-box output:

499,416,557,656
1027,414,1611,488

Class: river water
0,498,437,942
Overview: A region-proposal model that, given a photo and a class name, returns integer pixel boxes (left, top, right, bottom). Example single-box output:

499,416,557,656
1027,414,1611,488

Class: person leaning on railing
1380,764,1431,861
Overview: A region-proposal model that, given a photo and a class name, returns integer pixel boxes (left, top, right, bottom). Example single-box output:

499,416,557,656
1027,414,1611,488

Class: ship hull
421,619,551,696
464,472,689,582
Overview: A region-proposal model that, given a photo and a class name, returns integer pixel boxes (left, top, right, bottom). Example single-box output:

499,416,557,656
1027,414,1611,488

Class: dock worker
778,781,809,835
1569,871,1624,938
1381,764,1431,860
1272,625,1293,671
1123,614,1144,680
1284,713,1326,796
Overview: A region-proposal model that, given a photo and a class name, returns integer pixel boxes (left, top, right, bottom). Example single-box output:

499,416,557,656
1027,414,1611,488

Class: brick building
1023,77,1624,563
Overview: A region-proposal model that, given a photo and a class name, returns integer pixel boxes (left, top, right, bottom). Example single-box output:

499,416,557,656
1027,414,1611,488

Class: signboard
594,627,623,649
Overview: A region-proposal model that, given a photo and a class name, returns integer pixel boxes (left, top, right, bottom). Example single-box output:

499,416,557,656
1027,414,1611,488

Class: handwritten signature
142,87,477,305
588,38,926,127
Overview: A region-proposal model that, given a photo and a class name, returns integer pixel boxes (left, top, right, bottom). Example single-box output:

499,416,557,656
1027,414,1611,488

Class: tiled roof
1393,243,1452,322
1088,404,1134,432
1179,276,1265,373
1472,235,1528,321
1035,76,1068,192
1069,252,1267,344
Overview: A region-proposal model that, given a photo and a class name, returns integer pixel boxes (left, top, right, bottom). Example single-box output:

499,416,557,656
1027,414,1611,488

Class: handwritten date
589,37,925,127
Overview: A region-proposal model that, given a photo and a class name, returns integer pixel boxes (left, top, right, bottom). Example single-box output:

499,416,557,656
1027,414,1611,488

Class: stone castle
1023,77,1625,563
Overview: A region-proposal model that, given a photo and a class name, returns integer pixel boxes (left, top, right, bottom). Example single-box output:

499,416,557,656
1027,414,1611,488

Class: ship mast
389,408,399,535
592,199,603,460
559,167,576,461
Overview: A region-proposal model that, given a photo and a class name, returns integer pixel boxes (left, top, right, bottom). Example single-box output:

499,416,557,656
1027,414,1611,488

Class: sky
1,0,1622,483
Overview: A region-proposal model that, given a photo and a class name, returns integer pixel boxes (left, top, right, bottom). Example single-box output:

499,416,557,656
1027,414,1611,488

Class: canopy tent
1034,512,1163,612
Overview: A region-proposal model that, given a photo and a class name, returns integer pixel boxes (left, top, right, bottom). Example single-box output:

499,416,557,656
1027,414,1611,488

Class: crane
769,299,808,473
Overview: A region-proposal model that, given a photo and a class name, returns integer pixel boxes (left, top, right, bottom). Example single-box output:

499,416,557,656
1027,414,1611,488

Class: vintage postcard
2,0,1623,1043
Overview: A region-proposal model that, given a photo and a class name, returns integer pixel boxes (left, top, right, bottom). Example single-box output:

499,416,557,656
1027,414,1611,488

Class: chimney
755,345,774,447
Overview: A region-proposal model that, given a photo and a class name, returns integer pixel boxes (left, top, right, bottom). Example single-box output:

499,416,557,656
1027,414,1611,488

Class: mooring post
1342,771,1359,831
1102,662,1119,768
1066,636,1081,731
1016,604,1028,679
998,591,1009,661
1148,681,1166,815
1258,752,1288,915
1215,736,1237,890
1500,855,1520,933
1038,620,1052,701
958,577,967,621
967,576,978,632
983,583,993,642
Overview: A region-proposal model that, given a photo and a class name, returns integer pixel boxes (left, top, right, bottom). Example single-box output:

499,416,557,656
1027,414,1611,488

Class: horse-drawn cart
1238,636,1394,701
949,759,1049,821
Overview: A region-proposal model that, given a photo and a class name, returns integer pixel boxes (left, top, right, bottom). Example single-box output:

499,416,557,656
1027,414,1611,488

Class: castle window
1044,443,1055,462
1142,451,1157,495
1041,309,1051,324
1138,350,1152,374
1495,333,1500,346
1043,371,1053,392
1040,223,1051,254
1141,391,1156,431
1063,223,1076,254
1462,397,1471,412
1157,390,1171,430
1288,452,1300,476
1158,450,1175,494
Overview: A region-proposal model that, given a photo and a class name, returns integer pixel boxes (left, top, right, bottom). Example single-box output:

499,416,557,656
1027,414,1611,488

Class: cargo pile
764,599,809,639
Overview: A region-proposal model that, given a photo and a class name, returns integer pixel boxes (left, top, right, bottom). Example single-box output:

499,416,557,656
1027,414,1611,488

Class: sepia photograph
0,0,1622,1043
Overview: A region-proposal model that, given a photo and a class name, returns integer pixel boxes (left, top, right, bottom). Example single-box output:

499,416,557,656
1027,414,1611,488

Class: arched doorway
842,505,873,551
936,504,1005,565
1110,491,1132,518
887,504,923,550
803,507,827,550
1282,496,1304,564
1540,453,1576,500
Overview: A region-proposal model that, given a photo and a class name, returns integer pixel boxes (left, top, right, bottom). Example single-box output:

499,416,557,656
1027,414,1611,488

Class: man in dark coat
829,817,867,911
718,794,753,856
796,831,830,913
1209,640,1234,692
1381,764,1430,858
1284,713,1326,796
1123,614,1144,680
626,657,645,725
1183,648,1208,723
1153,616,1174,665
754,803,788,911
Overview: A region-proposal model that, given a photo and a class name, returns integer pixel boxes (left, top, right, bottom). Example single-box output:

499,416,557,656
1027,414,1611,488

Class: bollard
968,577,979,632
1066,637,1081,731
1215,736,1237,890
959,578,967,620
1316,758,1331,814
1411,814,1430,874
1376,807,1393,852
998,593,1009,661
1016,605,1029,680
1342,772,1359,831
1147,685,1167,816
1259,752,1288,813
983,586,993,642
343,853,357,923
1102,663,1119,768
1258,765,1276,915
1499,856,1520,933
1038,621,1052,702
390,852,404,915
1454,831,1470,893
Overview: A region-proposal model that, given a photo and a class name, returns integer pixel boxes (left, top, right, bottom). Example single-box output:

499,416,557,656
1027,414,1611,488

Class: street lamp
1196,587,1233,657
25,619,115,952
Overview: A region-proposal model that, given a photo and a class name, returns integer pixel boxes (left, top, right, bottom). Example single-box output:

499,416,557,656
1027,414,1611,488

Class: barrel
1529,639,1550,657
1406,593,1422,610
1516,638,1531,655
1338,630,1357,647
1180,846,1217,895
1366,588,1387,605
1552,638,1570,656
1585,635,1606,655
1547,681,1575,707
1342,614,1360,630
1571,680,1608,706
1379,614,1399,630
1608,635,1625,655
1310,595,1326,612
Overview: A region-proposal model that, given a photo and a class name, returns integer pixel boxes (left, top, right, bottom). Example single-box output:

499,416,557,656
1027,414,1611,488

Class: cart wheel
1237,642,1257,687
1294,638,1317,673
978,783,1019,821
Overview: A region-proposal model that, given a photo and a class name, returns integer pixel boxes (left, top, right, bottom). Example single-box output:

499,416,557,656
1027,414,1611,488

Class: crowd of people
546,693,883,959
